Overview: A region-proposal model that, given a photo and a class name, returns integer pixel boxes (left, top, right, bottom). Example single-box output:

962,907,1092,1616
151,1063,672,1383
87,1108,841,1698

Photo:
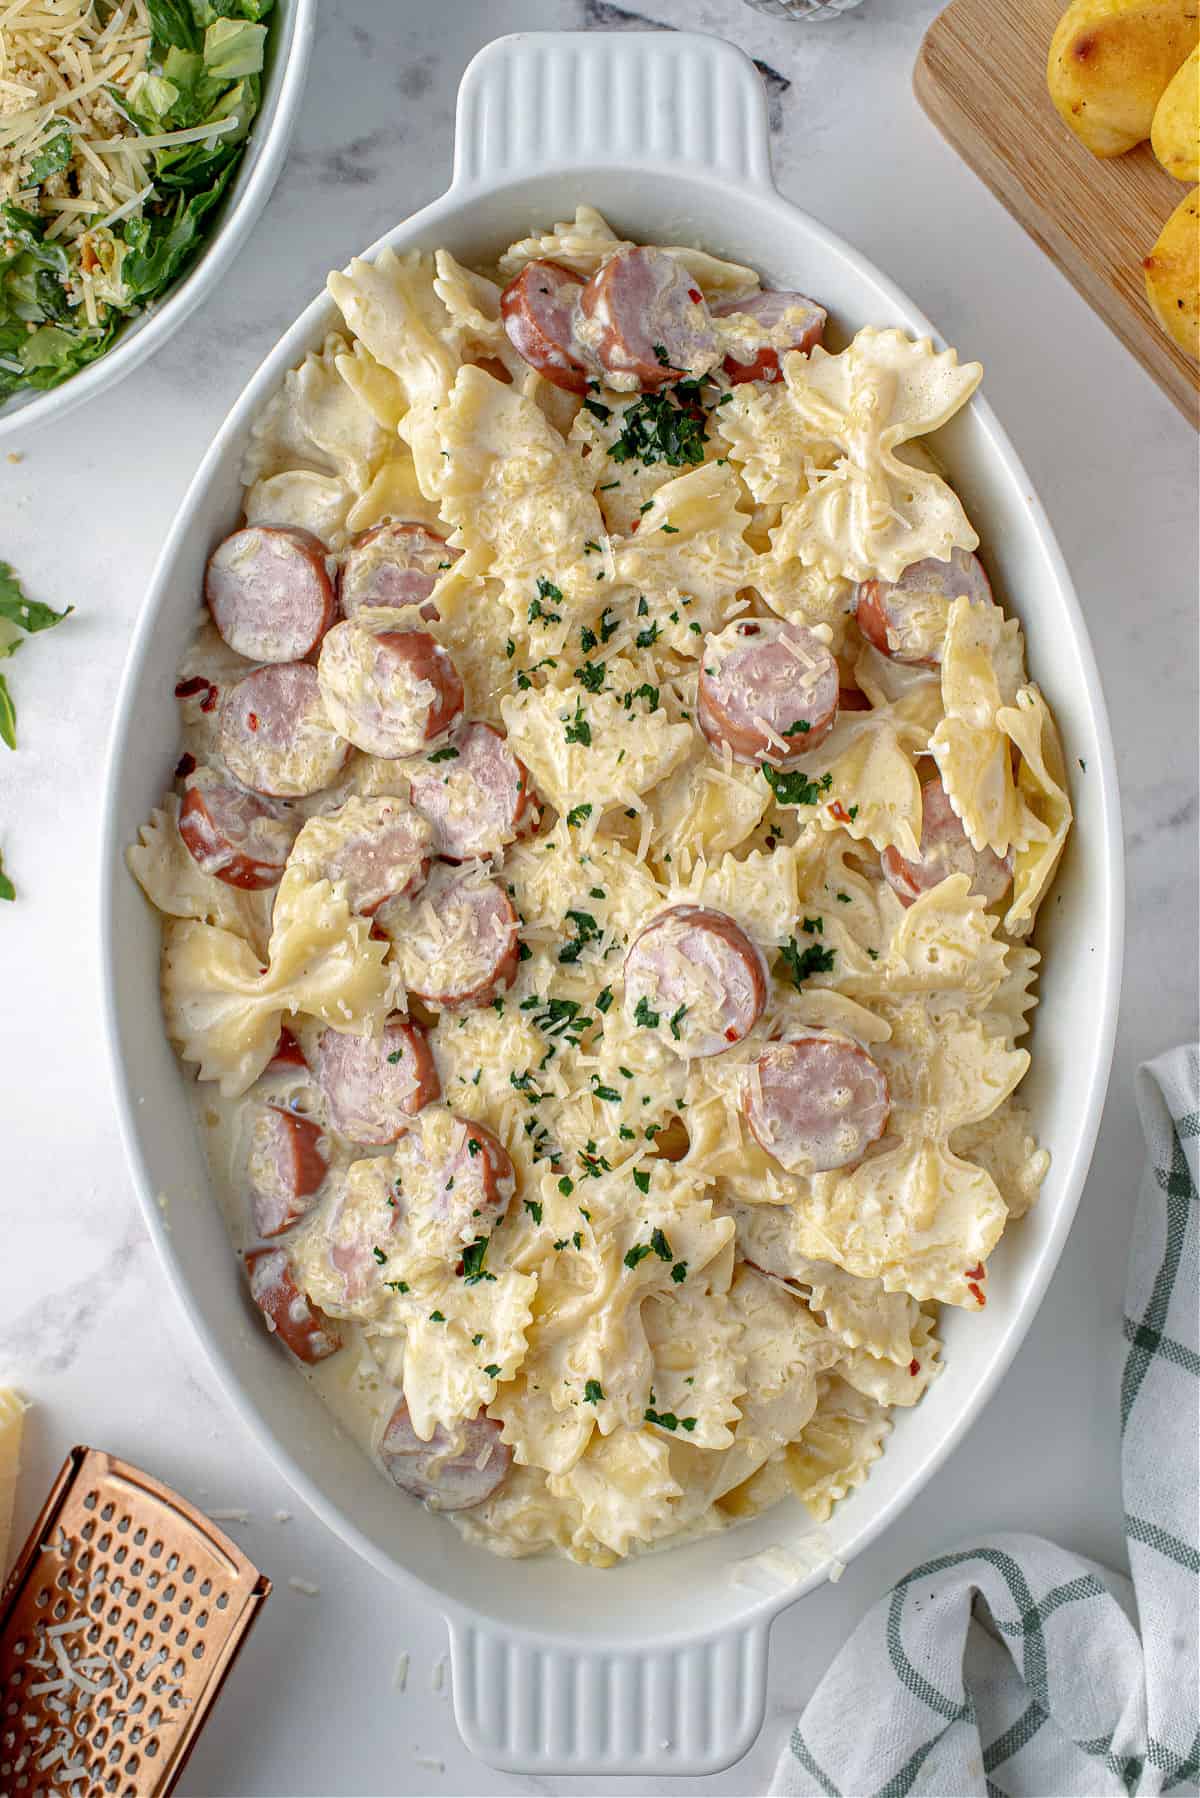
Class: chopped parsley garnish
624,1242,653,1269
461,1237,496,1285
384,1279,410,1294
533,996,590,1042
558,909,601,963
584,1379,605,1403
670,1262,688,1284
537,576,563,602
802,916,824,935
582,397,612,422
608,388,707,469
634,619,659,649
510,1070,541,1102
589,886,606,900
668,1004,688,1041
624,681,659,713
575,660,607,693
836,891,852,903
592,1081,621,1103
595,985,614,1013
777,938,837,988
558,1176,574,1197
566,802,592,828
650,1228,672,1261
372,1247,387,1265
632,1169,651,1195
426,744,459,763
598,479,619,491
553,1237,569,1252
660,521,679,534
867,946,880,960
644,1408,696,1433
505,638,515,658
429,1311,446,1323
633,996,660,1029
578,1145,612,1178
762,766,833,807
583,539,601,554
528,594,561,624
484,1364,501,1378
564,702,591,747
524,1198,544,1225
386,1048,403,1065
783,718,812,736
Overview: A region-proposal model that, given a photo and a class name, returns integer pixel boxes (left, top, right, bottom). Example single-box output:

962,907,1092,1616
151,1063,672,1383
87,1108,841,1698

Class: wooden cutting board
915,0,1199,424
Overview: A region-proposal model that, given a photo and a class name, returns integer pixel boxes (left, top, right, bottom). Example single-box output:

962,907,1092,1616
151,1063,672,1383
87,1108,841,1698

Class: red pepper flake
174,751,197,779
908,1358,920,1376
200,684,219,713
964,1262,985,1282
687,288,702,304
174,675,211,700
828,800,851,825
968,1282,986,1307
630,517,639,533
724,1026,739,1042
270,1026,307,1070
247,711,259,731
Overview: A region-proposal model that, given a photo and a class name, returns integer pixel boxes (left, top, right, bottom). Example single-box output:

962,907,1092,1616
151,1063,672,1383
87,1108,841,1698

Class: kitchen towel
774,1044,1199,1798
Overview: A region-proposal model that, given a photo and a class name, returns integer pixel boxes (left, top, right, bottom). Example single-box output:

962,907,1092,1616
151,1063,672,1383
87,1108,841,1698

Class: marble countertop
2,0,1196,1792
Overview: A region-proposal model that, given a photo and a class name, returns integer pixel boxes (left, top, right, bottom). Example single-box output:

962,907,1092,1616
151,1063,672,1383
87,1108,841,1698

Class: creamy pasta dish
128,206,1073,1565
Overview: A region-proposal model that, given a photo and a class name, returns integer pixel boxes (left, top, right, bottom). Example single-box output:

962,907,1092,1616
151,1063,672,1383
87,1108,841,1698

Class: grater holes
144,1600,158,1621
100,1503,114,1522
174,1627,188,1647
171,1657,186,1680
215,1591,229,1611
113,1545,126,1565
130,1557,144,1577
98,1530,113,1552
117,1514,130,1535
138,1631,154,1653
165,1553,179,1572
195,1608,209,1628
163,1581,177,1603
147,1571,160,1591
133,1528,146,1547
83,1492,98,1512
199,1578,211,1596
149,1539,163,1560
144,1737,159,1759
81,1521,95,1543
192,1641,205,1662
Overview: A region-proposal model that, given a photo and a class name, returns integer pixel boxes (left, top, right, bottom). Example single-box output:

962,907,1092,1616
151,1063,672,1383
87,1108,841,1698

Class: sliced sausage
392,1110,516,1249
500,259,595,395
315,1015,440,1144
743,1033,890,1175
247,1104,328,1238
380,1400,511,1512
579,247,720,389
339,522,459,620
408,722,538,861
205,525,336,664
244,1247,341,1363
713,291,827,383
881,778,1013,908
624,904,766,1059
178,766,297,889
290,795,432,915
385,864,520,1010
698,618,840,764
318,621,464,759
218,662,351,798
855,548,992,666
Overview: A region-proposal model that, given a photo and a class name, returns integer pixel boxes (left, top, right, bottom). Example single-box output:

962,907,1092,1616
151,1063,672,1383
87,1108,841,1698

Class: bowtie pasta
128,206,1071,1565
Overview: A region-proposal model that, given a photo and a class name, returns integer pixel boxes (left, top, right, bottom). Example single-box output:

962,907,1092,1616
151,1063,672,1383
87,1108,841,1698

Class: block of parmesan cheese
0,1387,26,1579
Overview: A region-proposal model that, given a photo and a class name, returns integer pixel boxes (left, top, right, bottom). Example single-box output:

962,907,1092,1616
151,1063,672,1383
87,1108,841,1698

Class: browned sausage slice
499,259,595,394
713,291,827,383
855,549,993,666
218,663,351,798
881,779,1013,908
339,523,459,620
206,525,336,664
385,865,521,1010
380,1400,511,1511
291,796,432,915
245,1247,341,1363
743,1033,890,1174
408,722,539,861
624,904,766,1059
318,621,464,759
579,247,720,389
315,1016,440,1144
248,1104,328,1237
698,619,840,765
178,766,297,889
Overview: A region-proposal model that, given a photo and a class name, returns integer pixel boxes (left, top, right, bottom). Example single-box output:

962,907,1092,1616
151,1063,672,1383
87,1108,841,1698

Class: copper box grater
0,1447,270,1797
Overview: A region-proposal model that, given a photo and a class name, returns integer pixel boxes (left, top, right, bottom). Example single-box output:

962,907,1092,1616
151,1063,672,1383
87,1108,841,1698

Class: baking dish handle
447,1611,772,1775
452,30,774,192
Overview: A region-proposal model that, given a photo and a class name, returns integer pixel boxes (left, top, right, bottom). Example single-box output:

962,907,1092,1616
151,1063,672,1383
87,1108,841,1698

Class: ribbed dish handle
453,31,773,190
447,1614,771,1775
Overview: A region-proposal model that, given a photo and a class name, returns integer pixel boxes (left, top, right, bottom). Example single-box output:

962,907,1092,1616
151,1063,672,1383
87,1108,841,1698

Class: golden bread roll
1047,0,1199,156
1152,44,1200,176
1143,186,1200,355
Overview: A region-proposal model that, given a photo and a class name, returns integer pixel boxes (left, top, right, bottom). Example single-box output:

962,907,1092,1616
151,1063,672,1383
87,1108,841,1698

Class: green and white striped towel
775,1045,1199,1798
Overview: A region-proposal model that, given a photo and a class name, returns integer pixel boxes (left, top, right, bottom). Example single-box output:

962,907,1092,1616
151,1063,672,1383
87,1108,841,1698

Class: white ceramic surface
5,3,1195,1793
96,26,1122,1778
0,0,317,442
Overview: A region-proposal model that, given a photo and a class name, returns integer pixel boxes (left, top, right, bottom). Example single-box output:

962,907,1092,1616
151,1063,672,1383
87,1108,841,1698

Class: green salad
0,0,275,402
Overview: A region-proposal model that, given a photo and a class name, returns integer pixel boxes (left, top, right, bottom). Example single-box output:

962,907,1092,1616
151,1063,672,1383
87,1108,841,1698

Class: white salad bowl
100,30,1124,1778
0,0,316,443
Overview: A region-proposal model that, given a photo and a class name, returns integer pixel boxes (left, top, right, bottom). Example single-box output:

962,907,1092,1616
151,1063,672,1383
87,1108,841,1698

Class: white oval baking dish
100,30,1124,1778
0,0,317,444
